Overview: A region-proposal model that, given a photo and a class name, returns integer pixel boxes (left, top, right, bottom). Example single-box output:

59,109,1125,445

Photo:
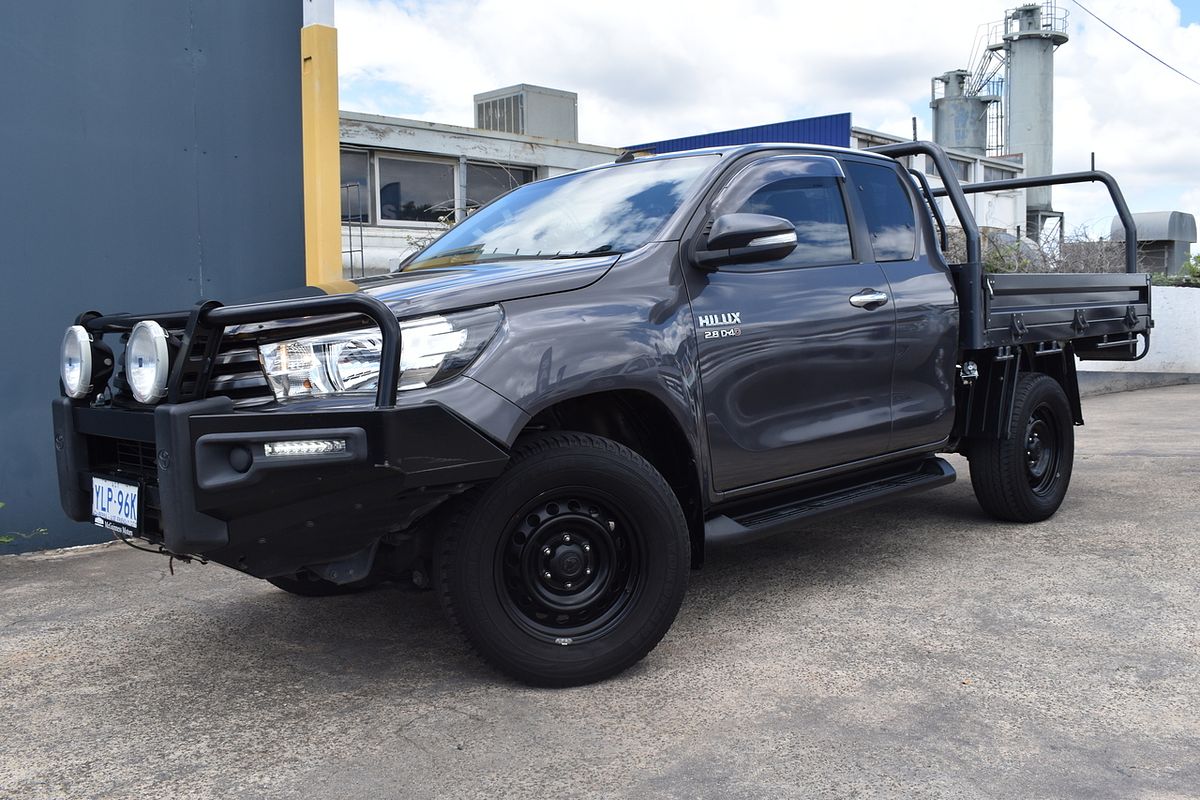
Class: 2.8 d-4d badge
697,311,742,339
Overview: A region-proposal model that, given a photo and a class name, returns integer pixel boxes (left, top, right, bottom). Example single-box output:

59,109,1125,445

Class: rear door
841,158,959,451
684,155,897,492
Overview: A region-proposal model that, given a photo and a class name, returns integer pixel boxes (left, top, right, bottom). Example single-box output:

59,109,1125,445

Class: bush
1151,254,1200,287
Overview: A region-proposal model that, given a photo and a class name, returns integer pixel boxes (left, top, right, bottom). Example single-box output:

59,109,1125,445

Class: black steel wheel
437,432,690,687
498,490,643,644
969,373,1075,522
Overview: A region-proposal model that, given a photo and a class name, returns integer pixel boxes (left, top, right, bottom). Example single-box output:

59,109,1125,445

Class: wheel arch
518,389,706,567
955,343,1084,444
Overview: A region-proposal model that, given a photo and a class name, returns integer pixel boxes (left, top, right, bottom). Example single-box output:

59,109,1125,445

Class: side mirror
693,213,798,270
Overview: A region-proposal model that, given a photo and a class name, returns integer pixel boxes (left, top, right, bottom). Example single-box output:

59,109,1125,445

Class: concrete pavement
2,385,1198,799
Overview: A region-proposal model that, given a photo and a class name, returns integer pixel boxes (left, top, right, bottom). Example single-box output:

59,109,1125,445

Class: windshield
403,155,718,270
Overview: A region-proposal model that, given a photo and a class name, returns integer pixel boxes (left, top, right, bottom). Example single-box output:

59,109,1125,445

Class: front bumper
53,395,510,576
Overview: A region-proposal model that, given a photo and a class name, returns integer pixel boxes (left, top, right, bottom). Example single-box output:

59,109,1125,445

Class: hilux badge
698,311,743,340
697,312,741,327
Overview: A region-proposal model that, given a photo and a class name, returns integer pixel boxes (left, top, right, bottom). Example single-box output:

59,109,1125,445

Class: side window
843,161,917,261
711,156,853,267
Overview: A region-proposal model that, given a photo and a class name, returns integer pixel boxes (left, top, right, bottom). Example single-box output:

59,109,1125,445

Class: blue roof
623,112,852,154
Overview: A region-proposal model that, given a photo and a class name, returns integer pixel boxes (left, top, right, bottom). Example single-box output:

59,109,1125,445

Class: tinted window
406,155,717,269
713,156,853,267
845,161,917,261
379,158,455,222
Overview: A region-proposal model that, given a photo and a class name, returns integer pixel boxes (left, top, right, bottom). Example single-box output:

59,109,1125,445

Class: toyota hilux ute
53,141,1151,686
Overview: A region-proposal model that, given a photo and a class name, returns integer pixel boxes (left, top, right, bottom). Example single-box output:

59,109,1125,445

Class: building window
984,165,1014,182
340,150,370,223
378,157,456,223
465,163,534,211
949,158,971,183
925,155,971,183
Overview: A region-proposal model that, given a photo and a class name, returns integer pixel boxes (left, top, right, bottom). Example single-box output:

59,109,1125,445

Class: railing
869,140,1139,351
927,171,1139,274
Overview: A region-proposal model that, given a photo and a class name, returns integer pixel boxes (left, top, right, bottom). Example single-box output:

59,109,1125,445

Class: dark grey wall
1,2,306,551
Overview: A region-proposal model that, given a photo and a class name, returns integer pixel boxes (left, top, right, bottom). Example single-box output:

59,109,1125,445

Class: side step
705,456,956,547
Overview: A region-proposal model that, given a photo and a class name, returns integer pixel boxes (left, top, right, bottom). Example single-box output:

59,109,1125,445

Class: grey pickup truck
53,140,1151,686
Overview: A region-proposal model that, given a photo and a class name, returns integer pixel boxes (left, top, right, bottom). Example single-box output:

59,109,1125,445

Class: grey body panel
252,374,530,453
464,241,709,485
685,260,896,490
355,256,619,318
882,259,959,450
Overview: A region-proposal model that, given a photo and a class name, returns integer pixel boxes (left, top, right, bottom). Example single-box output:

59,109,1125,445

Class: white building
339,85,619,275
338,93,1029,277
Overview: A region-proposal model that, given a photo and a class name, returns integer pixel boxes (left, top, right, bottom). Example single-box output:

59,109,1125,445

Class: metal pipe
869,141,981,263
204,294,403,407
84,311,194,333
81,296,403,406
906,167,948,252
929,170,1139,273
869,140,985,349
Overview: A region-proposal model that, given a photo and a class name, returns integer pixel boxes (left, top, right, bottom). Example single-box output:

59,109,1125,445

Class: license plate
92,477,139,534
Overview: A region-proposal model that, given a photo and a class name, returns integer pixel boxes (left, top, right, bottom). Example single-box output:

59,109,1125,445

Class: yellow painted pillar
301,0,342,285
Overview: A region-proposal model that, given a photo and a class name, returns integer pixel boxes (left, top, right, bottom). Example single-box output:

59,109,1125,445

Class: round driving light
60,325,93,399
127,320,170,404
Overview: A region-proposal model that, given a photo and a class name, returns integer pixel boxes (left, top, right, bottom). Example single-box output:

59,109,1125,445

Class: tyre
436,432,690,687
267,571,377,597
969,373,1075,522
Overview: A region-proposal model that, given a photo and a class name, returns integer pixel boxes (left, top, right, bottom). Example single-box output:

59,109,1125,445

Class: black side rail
79,294,403,407
907,167,949,252
928,171,1139,274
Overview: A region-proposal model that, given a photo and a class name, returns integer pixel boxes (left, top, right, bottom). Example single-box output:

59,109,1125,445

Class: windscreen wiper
550,245,623,259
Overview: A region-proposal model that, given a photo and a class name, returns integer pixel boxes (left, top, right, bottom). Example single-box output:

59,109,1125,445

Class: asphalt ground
2,385,1198,799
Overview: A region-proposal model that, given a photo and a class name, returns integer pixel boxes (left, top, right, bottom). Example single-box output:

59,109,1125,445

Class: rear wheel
969,373,1075,522
436,432,690,687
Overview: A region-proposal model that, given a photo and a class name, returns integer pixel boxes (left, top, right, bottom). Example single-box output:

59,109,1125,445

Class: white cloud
338,0,1200,245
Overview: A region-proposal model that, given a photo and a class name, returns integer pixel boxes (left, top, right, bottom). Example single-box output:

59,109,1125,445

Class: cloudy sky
337,0,1200,242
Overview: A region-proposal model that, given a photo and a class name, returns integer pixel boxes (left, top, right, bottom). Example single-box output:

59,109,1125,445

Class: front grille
115,439,158,481
206,341,273,406
85,434,164,541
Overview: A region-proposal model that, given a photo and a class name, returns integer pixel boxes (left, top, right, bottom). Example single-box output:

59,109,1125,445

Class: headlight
60,325,93,399
127,320,170,404
258,306,502,401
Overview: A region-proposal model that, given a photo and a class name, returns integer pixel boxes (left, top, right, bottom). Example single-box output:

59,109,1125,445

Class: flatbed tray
982,271,1151,357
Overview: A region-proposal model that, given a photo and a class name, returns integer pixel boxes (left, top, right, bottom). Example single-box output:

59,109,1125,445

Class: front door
685,155,897,492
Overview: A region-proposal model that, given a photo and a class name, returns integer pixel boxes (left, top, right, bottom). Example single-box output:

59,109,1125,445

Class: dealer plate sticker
92,477,139,532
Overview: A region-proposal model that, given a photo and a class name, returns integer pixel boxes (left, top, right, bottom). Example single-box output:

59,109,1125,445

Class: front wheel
436,432,690,687
968,373,1075,522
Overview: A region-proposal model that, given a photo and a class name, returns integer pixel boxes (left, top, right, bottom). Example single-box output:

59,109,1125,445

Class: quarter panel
466,242,706,466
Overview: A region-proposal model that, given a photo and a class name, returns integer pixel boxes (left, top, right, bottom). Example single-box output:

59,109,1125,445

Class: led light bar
262,439,348,458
